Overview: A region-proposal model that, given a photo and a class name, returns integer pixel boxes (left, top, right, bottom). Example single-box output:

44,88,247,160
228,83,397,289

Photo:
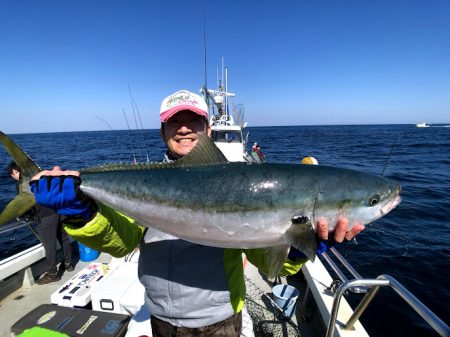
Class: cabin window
211,130,242,143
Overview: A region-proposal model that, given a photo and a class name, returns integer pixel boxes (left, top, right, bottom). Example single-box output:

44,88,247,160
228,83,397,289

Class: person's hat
301,156,319,165
160,90,208,122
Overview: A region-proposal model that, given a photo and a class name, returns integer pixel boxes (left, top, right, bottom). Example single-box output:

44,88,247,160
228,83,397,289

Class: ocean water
0,125,449,337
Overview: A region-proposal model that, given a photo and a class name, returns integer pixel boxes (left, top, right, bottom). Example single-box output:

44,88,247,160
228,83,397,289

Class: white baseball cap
160,90,208,122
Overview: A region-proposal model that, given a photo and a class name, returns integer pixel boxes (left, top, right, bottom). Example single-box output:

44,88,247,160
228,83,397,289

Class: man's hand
30,166,97,225
316,217,365,242
288,217,365,260
32,166,80,180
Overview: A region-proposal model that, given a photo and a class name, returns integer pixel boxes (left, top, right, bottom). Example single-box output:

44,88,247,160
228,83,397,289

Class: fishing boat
416,122,430,128
201,60,264,163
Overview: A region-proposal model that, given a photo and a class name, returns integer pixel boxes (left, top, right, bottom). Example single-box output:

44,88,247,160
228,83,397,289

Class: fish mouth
380,185,402,215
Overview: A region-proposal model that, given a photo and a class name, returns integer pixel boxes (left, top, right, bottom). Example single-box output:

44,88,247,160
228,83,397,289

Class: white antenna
221,57,224,89
225,66,228,114
203,6,208,89
217,67,219,89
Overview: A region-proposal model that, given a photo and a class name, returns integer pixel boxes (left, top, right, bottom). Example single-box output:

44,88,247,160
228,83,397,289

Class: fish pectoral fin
286,215,317,262
267,244,291,280
0,193,36,225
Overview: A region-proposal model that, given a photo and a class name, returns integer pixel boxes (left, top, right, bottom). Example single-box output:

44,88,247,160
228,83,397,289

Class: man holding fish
1,89,396,337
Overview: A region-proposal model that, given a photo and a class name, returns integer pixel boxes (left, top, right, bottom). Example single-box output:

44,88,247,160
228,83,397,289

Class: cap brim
160,105,208,123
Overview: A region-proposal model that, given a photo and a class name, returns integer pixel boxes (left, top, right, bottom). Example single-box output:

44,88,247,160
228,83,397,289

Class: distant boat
201,59,263,163
416,123,430,128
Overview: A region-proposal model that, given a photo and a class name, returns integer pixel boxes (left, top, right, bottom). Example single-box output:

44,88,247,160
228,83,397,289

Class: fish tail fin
0,131,41,179
0,131,40,225
267,245,291,280
286,216,317,262
0,194,36,225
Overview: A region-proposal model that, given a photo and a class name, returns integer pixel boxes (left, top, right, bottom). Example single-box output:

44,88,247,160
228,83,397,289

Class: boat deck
1,251,319,337
0,253,111,337
1,247,372,337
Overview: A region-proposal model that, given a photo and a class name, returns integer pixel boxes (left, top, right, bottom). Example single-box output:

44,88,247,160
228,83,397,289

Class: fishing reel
327,279,345,295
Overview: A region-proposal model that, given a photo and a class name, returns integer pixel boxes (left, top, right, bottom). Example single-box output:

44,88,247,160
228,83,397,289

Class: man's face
161,110,211,159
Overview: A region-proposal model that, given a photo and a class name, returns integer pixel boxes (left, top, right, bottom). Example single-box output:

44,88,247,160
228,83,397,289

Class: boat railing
321,247,368,294
0,219,35,236
322,248,450,337
0,220,43,283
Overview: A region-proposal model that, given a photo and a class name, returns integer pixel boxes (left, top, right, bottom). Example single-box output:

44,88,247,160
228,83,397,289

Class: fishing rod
122,108,138,165
95,115,114,131
203,5,208,91
133,99,151,162
381,134,400,176
128,83,150,162
95,115,131,161
128,84,146,162
132,106,146,162
201,3,212,111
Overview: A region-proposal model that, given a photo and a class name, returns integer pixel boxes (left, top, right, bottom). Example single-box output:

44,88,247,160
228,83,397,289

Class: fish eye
369,194,380,206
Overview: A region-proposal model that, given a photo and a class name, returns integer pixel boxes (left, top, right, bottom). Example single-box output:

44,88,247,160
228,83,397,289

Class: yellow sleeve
244,248,307,277
64,202,145,257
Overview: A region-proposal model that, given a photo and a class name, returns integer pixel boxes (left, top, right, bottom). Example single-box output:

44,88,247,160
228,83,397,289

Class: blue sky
1,0,449,133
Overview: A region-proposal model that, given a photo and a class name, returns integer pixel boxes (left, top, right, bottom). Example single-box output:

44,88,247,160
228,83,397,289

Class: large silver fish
0,131,401,276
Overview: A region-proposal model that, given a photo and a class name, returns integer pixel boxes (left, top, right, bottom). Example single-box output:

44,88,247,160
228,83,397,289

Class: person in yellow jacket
30,90,364,337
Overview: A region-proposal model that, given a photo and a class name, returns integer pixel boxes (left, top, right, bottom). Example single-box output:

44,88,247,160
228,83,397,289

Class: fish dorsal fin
174,133,229,167
81,133,228,174
0,131,40,179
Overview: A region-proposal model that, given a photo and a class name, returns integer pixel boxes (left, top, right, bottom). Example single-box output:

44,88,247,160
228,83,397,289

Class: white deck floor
0,253,112,337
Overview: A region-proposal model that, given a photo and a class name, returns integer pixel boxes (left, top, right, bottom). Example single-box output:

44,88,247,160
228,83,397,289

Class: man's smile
177,138,195,143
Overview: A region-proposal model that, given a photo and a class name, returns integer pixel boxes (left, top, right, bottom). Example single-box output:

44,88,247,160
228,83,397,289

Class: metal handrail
322,248,369,294
321,252,348,283
326,276,450,337
0,219,34,235
329,247,363,279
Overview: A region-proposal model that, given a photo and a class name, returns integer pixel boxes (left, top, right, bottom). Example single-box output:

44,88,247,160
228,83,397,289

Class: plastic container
91,262,144,314
272,284,300,318
78,242,100,262
51,262,110,307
